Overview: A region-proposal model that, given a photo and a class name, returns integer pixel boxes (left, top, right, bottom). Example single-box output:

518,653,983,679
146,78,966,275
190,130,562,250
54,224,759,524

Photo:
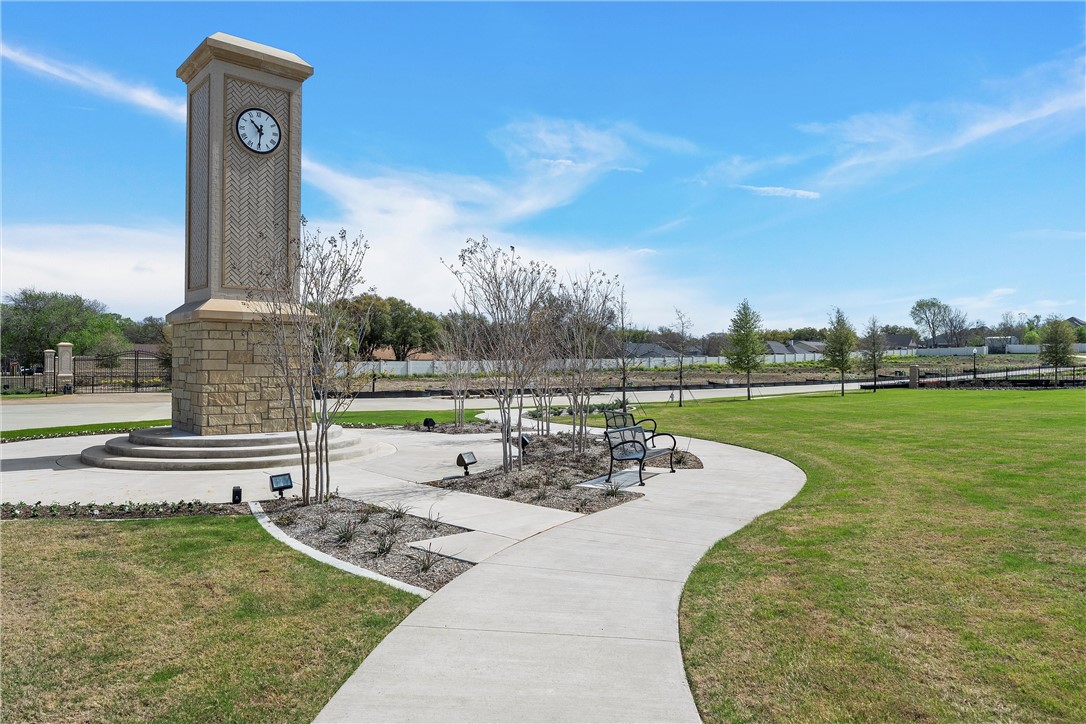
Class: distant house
883,333,918,350
1066,317,1085,328
764,341,790,355
790,340,825,354
624,342,679,358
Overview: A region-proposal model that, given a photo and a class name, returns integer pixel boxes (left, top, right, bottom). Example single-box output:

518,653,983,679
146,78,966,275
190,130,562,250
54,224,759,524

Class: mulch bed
261,496,473,591
424,431,702,515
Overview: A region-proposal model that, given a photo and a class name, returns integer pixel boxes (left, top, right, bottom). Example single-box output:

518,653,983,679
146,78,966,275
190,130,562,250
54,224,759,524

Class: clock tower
167,33,313,435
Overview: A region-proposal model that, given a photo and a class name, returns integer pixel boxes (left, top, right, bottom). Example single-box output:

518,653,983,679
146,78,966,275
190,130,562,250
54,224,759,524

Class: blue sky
2,2,1083,334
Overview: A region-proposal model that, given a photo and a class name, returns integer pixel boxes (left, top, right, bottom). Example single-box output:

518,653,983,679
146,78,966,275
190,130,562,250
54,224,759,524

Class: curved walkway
316,435,806,723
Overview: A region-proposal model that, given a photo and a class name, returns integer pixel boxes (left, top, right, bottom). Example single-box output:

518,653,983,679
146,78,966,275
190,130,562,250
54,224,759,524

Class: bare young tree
435,311,478,430
673,308,693,407
859,316,887,393
554,269,619,452
251,222,368,504
612,286,637,411
445,238,555,473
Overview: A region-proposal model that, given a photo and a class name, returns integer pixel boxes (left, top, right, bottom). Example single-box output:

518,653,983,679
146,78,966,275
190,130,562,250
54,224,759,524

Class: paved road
0,382,867,432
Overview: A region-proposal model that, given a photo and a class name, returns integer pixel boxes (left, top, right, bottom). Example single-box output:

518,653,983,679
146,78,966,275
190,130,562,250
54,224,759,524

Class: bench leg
638,460,646,486
606,457,615,483
669,450,675,473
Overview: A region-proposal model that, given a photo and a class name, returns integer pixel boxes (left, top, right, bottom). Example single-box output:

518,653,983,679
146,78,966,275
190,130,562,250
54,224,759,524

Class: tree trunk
746,370,751,400
840,370,845,396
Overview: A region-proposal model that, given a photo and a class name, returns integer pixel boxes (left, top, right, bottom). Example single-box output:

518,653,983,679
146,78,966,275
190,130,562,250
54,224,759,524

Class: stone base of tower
167,299,309,435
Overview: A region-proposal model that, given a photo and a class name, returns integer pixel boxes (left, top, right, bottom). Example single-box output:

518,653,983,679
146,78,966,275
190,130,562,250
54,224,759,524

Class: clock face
235,108,281,154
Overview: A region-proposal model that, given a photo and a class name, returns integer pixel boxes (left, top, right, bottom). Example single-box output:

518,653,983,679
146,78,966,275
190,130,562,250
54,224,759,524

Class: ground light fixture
973,348,978,379
519,434,531,454
270,472,294,498
423,417,436,431
232,486,242,504
456,452,477,476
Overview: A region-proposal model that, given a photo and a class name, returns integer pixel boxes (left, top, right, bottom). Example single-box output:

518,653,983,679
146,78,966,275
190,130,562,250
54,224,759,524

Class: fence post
134,352,140,393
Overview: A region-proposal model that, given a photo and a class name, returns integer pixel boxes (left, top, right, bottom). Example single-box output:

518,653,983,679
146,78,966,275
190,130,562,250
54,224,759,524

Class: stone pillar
57,342,74,393
909,364,919,389
169,301,307,435
166,34,313,435
42,349,56,392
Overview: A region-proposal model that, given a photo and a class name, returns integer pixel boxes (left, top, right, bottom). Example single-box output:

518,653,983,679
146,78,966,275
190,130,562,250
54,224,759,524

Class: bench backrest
605,425,647,457
604,410,635,429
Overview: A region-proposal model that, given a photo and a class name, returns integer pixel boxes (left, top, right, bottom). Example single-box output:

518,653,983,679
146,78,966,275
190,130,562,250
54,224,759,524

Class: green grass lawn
1,515,420,722
646,390,1086,722
332,408,484,427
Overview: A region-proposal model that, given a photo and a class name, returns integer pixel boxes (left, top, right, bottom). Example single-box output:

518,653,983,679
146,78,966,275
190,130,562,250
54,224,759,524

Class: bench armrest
609,438,647,458
634,416,657,433
646,432,676,451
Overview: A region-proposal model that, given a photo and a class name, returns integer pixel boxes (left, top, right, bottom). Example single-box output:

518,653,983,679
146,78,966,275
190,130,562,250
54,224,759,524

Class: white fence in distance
343,348,919,378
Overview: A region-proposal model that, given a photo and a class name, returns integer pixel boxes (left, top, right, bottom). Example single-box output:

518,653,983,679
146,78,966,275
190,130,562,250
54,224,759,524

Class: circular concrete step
80,426,389,471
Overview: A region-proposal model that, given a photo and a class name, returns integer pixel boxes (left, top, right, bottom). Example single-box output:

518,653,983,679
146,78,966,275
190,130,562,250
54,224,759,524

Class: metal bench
604,409,657,436
603,425,676,486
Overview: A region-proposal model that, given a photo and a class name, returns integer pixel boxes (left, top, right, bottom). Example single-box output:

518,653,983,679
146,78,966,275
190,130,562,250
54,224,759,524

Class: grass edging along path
651,390,1085,722
1,514,421,723
0,419,171,443
333,408,484,427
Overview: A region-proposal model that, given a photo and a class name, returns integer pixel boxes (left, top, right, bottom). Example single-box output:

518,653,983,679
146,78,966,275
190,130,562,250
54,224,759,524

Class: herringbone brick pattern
222,77,290,290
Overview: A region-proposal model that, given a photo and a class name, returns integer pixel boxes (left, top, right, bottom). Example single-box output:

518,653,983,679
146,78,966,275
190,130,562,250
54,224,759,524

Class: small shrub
674,450,687,464
316,511,330,531
371,534,394,558
275,512,298,527
358,507,372,524
385,501,411,519
530,485,548,502
603,480,624,497
409,546,442,574
497,487,514,498
558,477,575,490
376,517,406,538
423,505,443,530
333,520,358,545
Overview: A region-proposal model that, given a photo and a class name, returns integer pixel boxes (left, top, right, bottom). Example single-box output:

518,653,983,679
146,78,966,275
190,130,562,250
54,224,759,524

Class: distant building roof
624,342,678,358
1067,316,1086,327
790,340,825,354
883,333,917,349
765,341,790,355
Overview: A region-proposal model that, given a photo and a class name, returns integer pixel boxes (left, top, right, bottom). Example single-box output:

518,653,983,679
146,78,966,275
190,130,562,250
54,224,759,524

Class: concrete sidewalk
315,434,806,723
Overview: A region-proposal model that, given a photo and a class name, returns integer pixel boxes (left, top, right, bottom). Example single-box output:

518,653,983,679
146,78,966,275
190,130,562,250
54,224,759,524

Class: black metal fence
917,364,1085,387
73,351,171,393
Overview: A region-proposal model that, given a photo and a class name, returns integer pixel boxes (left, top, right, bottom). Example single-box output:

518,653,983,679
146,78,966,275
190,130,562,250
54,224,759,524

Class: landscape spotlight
519,435,531,453
232,486,242,504
269,472,294,498
456,451,477,476
423,417,436,431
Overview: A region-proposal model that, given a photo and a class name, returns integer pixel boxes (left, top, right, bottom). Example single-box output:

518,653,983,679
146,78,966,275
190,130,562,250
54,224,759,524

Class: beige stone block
208,392,236,407
208,371,243,384
234,413,262,425
227,350,253,365
202,339,234,352
202,359,228,371
208,414,234,426
207,350,229,360
203,425,227,435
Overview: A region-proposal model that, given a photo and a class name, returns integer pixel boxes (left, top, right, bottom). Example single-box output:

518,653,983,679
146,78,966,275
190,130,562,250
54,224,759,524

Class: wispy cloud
641,216,692,236
690,153,808,186
949,287,1017,320
1,224,184,317
803,53,1085,185
735,184,820,200
1,43,186,122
